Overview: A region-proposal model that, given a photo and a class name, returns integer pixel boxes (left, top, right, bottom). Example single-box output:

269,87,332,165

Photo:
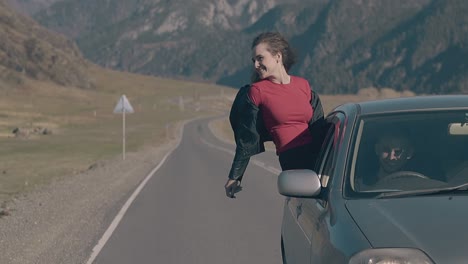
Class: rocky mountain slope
6,0,59,15
0,0,93,89
7,0,468,94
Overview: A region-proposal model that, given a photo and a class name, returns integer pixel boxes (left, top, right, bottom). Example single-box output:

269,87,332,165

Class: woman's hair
250,32,297,83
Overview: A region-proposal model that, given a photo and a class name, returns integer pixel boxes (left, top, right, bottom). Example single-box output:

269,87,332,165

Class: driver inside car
355,128,446,190
374,131,415,182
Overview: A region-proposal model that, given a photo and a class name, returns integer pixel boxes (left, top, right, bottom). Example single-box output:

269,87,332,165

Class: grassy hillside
0,0,93,89
0,65,235,203
0,0,236,204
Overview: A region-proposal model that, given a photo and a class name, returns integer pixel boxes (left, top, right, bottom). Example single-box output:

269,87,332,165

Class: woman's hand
224,179,242,198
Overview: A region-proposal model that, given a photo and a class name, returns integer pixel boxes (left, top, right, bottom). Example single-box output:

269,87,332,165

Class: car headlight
349,248,434,264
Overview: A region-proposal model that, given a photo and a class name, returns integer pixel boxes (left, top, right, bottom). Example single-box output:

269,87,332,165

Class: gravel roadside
0,123,185,264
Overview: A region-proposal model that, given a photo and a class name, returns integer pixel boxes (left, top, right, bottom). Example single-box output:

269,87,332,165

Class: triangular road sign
113,94,134,114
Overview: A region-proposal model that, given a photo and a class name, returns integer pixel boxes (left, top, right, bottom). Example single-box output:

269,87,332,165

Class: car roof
337,95,468,115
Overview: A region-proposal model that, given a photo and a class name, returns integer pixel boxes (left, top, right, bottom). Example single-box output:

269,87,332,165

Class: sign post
113,95,134,160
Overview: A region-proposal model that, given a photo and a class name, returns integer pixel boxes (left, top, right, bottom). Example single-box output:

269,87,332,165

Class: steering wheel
381,171,429,182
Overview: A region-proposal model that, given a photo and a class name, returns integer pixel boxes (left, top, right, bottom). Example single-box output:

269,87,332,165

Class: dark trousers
278,142,319,171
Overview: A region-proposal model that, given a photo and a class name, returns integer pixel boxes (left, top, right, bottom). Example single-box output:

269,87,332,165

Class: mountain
5,0,60,15
0,0,94,89
9,0,468,94
292,0,468,94
29,0,305,86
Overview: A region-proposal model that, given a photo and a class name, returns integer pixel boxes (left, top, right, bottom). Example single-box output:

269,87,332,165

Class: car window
349,110,468,197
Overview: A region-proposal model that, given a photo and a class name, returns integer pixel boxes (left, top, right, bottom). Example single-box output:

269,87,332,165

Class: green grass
0,65,235,202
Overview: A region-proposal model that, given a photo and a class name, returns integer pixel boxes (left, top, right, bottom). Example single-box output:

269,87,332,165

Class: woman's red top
248,76,314,154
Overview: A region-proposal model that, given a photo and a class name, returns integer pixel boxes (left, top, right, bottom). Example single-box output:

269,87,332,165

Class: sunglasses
380,147,406,159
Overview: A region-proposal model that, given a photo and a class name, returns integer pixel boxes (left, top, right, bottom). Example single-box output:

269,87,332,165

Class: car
277,95,468,264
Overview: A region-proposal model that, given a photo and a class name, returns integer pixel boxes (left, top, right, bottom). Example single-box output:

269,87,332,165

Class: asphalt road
90,116,285,264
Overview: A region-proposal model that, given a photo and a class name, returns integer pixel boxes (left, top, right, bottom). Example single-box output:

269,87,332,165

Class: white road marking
85,122,186,264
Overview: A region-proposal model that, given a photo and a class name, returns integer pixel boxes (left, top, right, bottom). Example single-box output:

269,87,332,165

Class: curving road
89,116,285,264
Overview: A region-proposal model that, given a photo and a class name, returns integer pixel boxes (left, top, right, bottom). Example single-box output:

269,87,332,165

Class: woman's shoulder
252,79,270,88
291,75,310,85
250,80,271,95
290,76,312,93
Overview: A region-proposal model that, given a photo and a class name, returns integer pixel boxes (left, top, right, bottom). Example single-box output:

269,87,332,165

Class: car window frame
314,112,346,205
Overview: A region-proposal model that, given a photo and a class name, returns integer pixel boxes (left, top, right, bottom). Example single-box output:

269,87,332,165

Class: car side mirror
277,169,322,198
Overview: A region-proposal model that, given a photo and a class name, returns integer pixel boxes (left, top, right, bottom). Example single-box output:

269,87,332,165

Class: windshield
349,110,468,197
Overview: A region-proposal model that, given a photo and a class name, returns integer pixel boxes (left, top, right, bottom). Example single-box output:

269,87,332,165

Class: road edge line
85,120,187,264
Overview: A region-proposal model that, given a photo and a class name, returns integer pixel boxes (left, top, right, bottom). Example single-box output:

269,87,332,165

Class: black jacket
228,84,325,181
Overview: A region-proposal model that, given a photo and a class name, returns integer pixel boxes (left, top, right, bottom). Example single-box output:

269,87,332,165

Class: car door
281,117,336,264
281,195,308,263
296,113,345,263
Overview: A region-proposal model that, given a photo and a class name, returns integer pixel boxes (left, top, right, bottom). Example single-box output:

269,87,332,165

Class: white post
122,99,126,160
113,94,133,161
